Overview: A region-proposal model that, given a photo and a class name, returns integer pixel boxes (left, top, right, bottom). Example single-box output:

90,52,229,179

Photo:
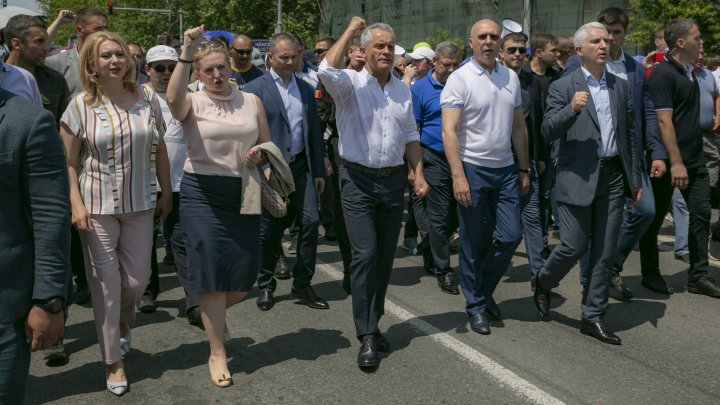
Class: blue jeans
579,170,656,284
458,163,522,316
0,319,30,404
672,187,689,256
520,161,545,277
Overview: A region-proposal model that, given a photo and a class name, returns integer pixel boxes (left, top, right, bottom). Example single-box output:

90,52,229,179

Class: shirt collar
270,67,296,88
609,49,625,64
360,66,396,88
426,68,444,88
469,58,499,76
581,66,606,86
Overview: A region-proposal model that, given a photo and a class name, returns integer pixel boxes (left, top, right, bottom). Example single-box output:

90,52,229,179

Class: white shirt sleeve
318,59,355,104
440,73,465,109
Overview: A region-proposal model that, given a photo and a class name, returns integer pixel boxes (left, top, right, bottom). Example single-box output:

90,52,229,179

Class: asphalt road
26,221,720,404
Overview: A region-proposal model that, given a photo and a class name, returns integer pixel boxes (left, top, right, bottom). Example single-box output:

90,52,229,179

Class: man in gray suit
0,89,70,403
533,22,641,345
45,6,107,96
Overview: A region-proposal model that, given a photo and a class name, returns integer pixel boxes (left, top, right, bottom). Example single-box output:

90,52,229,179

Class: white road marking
316,263,566,405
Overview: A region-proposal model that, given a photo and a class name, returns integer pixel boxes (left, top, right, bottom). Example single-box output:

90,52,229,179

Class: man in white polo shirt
441,19,530,336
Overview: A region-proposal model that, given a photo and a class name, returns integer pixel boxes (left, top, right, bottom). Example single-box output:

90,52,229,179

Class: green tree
628,0,720,55
425,29,464,53
39,0,320,50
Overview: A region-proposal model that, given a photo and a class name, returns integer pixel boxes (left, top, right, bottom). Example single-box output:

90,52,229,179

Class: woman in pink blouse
60,31,172,396
167,25,271,388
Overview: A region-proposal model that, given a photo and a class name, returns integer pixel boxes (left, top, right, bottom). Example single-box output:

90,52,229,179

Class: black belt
342,160,404,177
289,149,305,163
599,155,621,167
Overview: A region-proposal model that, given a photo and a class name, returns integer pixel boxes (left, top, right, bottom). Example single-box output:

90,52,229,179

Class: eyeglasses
314,48,328,54
151,64,177,74
505,47,525,55
196,39,227,53
232,47,253,55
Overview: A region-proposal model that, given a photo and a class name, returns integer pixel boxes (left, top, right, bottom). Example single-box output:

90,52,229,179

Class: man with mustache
534,22,642,345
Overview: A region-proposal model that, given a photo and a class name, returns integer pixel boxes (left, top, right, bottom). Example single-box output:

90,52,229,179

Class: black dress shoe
376,334,390,352
73,283,91,305
274,254,291,280
609,275,633,301
533,281,551,318
342,274,352,295
324,228,337,242
687,276,720,298
580,319,621,345
137,292,157,313
437,271,459,295
256,290,275,311
187,306,204,329
641,276,674,295
486,296,501,321
291,286,329,309
674,253,690,263
468,313,491,335
357,336,378,368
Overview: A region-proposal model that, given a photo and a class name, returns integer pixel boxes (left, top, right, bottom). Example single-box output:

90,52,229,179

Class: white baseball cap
146,45,178,64
407,44,435,61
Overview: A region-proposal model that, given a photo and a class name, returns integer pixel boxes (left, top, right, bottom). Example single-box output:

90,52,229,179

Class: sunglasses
314,48,328,54
197,39,227,53
505,47,525,55
151,64,176,73
232,47,253,55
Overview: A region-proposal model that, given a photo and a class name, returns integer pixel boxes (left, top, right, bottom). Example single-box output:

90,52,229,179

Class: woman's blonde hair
192,39,232,71
79,31,138,106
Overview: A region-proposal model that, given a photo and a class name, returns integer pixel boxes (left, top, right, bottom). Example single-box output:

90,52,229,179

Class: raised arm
324,17,366,69
167,25,204,122
47,10,74,44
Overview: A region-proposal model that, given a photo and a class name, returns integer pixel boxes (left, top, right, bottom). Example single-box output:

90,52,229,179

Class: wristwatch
33,297,65,314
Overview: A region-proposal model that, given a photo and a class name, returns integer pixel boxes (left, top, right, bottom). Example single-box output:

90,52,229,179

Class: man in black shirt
645,18,720,298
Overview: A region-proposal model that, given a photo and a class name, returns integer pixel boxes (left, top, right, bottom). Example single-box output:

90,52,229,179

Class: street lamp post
276,0,282,34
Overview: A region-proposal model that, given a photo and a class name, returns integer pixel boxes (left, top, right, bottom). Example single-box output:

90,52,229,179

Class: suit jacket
45,47,82,96
563,54,666,165
0,89,70,324
543,68,641,207
244,72,325,179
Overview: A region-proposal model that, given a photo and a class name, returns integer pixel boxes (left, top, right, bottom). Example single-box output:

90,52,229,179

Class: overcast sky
4,0,43,14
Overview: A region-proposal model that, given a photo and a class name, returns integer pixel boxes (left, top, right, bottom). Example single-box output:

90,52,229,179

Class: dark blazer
0,89,70,324
543,68,641,207
564,54,666,165
244,72,325,179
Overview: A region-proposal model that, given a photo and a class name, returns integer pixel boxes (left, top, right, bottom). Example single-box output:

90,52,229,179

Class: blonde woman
167,25,271,387
60,31,171,396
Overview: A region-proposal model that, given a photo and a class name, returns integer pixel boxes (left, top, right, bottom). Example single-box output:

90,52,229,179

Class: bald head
469,19,501,69
230,34,253,68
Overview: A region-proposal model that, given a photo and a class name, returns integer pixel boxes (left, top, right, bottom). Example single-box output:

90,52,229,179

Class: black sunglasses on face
151,64,177,73
232,47,253,55
505,47,525,55
314,48,328,54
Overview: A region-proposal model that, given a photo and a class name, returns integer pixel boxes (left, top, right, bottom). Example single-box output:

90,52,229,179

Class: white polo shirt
440,58,521,168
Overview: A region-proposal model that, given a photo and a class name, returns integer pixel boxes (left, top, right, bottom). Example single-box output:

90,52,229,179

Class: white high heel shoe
120,330,131,355
106,370,128,396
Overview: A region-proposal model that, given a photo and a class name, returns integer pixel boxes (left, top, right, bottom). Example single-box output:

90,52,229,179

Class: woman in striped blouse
60,31,172,396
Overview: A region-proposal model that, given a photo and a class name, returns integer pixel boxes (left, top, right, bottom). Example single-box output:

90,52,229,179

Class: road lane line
316,263,566,405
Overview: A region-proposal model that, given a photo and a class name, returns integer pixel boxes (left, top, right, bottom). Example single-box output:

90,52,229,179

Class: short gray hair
360,23,395,47
435,41,460,59
574,22,607,48
664,18,696,51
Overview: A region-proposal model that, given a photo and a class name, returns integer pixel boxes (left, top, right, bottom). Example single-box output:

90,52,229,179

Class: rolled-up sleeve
318,60,354,104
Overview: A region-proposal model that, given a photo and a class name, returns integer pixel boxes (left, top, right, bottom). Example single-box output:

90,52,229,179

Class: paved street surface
27,220,720,404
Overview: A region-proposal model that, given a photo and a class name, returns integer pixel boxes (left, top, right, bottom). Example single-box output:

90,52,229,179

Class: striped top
61,88,165,215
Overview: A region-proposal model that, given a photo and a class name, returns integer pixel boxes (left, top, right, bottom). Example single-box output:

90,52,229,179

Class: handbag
260,168,288,218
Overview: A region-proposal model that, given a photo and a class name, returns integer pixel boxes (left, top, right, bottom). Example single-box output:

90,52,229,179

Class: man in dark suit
245,33,327,311
534,22,641,345
0,89,70,403
564,7,668,299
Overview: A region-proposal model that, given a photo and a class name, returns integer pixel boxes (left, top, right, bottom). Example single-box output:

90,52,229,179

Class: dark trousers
319,140,335,234
538,161,625,322
258,155,320,291
520,161,545,277
411,147,457,271
71,227,86,289
639,165,711,282
458,163,523,316
341,163,406,338
327,138,352,274
0,319,30,404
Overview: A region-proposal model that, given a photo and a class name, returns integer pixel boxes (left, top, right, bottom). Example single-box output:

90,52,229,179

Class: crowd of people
1,4,719,402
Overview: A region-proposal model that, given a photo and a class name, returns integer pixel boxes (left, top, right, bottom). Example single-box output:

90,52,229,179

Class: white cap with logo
146,45,178,64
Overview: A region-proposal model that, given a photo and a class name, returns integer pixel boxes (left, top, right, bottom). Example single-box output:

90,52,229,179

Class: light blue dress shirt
270,68,304,156
0,61,42,106
581,66,617,158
